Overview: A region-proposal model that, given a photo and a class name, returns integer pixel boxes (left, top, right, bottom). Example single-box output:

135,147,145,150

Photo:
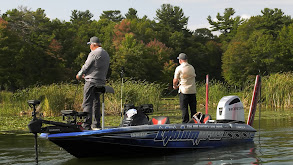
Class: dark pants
82,81,101,129
179,93,197,123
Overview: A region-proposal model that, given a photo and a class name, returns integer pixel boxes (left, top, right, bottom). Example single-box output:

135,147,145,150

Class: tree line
0,4,292,91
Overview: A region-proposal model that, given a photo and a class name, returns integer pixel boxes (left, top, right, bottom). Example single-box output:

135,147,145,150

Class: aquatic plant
1,73,292,117
106,79,164,115
0,80,164,116
262,72,293,108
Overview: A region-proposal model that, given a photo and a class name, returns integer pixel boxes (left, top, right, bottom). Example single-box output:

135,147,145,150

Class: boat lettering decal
235,125,246,129
154,126,199,146
228,106,244,111
131,132,148,138
195,131,224,145
153,126,255,146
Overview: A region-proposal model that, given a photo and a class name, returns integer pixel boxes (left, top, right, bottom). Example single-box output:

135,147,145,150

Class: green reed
106,79,164,115
262,72,293,108
1,73,292,117
241,72,293,109
0,80,164,116
0,83,81,116
196,80,237,109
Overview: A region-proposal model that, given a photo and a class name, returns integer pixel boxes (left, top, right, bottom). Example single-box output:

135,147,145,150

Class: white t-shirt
174,62,196,94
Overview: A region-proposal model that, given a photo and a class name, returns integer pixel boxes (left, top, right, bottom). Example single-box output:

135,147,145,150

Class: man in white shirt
173,53,197,123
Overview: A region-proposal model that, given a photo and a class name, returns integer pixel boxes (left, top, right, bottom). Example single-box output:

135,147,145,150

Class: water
1,115,292,165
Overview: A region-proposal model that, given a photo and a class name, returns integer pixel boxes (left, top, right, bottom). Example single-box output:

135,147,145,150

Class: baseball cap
177,53,188,60
87,36,101,45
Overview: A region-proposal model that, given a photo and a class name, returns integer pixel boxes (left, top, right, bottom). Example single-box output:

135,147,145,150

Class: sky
1,0,293,31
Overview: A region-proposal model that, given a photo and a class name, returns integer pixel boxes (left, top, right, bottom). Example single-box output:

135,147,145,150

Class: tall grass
1,73,292,117
0,80,164,116
262,72,293,108
106,79,164,114
242,72,293,109
0,83,81,116
196,80,239,109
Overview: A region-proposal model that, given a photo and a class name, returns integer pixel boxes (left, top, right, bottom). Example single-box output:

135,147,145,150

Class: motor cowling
216,96,245,123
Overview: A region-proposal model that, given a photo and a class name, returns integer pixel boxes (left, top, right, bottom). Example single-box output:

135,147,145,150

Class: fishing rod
164,84,181,96
164,88,174,96
206,74,209,115
120,67,125,125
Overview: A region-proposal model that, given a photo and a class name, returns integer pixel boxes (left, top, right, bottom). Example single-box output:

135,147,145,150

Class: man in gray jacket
76,36,110,130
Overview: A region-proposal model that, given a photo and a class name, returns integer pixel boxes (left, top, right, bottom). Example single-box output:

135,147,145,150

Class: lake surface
1,113,292,165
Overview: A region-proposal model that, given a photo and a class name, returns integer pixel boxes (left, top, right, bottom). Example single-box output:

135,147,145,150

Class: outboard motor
216,96,245,123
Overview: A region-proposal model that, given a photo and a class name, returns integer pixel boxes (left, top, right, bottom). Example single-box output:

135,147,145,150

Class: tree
111,33,146,79
256,8,292,38
100,10,124,22
207,8,244,44
111,19,173,83
70,10,93,25
155,4,192,60
112,18,157,49
145,39,173,82
222,41,252,86
276,24,293,72
155,4,189,31
222,8,293,86
204,41,223,80
193,28,215,43
0,17,19,90
125,8,138,20
1,7,66,89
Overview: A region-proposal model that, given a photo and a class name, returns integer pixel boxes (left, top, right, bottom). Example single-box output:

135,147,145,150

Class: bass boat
28,75,261,161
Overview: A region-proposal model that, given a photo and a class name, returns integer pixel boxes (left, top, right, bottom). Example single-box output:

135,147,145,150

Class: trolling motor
27,100,40,164
28,86,115,133
27,85,114,163
28,105,84,134
27,100,85,164
27,100,84,164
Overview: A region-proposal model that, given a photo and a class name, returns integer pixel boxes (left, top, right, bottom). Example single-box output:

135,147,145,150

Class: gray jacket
78,47,110,85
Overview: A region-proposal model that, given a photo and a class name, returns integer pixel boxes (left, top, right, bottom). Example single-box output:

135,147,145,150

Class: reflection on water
0,133,72,165
0,116,292,165
61,142,257,165
253,116,293,165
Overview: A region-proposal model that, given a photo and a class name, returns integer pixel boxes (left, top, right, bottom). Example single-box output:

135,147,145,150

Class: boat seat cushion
149,116,170,125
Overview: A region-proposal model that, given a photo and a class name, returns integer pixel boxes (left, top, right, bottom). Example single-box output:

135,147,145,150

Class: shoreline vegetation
0,72,293,131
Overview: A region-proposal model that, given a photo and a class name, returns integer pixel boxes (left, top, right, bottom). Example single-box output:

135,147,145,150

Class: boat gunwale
40,123,256,139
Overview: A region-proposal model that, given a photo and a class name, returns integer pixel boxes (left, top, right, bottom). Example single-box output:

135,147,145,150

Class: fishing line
72,80,80,110
257,76,264,163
